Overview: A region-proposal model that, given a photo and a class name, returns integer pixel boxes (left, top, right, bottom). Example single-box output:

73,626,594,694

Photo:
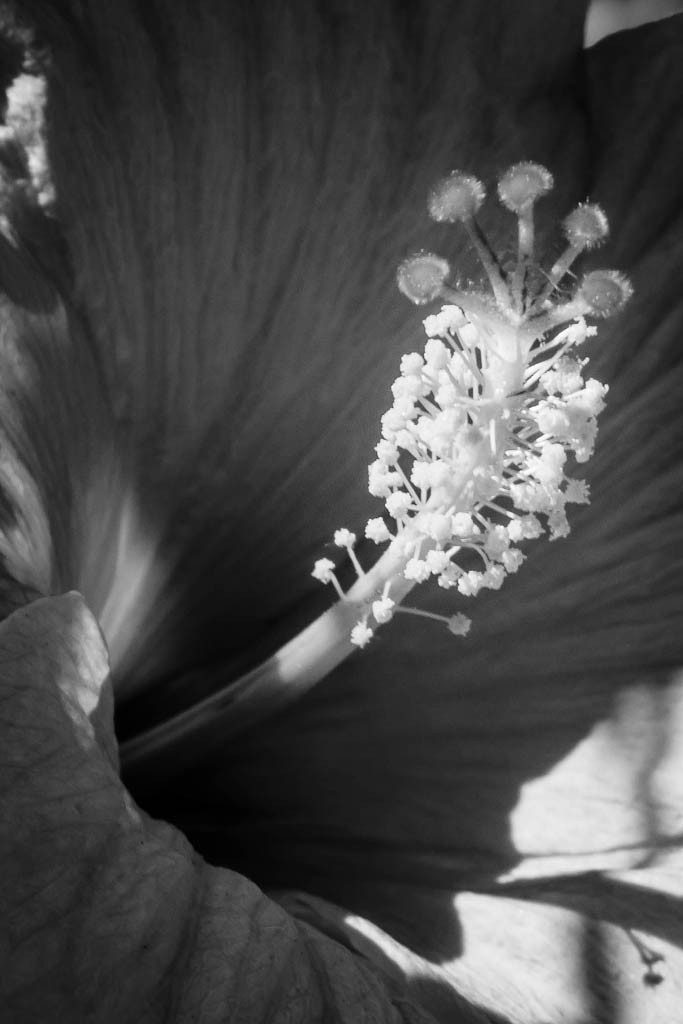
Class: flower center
314,162,632,645
122,163,634,769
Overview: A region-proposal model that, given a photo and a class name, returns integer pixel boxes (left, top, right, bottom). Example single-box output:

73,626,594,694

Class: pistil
315,164,631,647
121,163,634,769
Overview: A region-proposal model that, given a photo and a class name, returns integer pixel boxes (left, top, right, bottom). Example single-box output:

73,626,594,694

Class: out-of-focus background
586,0,683,44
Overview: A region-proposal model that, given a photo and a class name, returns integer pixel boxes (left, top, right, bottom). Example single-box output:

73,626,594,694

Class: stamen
125,163,634,769
312,558,346,600
372,595,396,624
365,517,392,544
313,164,630,649
334,528,365,578
396,604,471,636
350,619,374,648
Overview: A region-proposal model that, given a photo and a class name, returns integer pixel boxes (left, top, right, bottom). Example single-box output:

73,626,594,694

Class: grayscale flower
1,3,682,1021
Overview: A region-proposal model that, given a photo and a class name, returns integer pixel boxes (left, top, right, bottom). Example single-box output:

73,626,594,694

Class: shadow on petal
2,4,683,1015
128,17,683,972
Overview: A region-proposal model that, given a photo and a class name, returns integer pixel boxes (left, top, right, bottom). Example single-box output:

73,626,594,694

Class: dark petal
2,0,589,698
137,17,683,985
0,593,448,1022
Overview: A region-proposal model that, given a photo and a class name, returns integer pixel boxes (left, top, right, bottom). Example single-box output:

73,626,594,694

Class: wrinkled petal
0,593,446,1022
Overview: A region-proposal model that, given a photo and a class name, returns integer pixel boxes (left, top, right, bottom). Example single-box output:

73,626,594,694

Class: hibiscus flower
1,3,682,1021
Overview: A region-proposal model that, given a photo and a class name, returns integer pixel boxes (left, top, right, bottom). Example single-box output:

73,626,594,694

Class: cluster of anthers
312,163,632,648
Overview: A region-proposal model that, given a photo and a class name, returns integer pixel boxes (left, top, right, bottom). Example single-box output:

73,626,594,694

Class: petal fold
0,593,452,1022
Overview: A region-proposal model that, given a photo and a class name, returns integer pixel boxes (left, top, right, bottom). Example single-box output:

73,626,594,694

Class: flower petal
130,14,683,967
3,0,589,699
0,593,455,1022
4,6,683,1017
